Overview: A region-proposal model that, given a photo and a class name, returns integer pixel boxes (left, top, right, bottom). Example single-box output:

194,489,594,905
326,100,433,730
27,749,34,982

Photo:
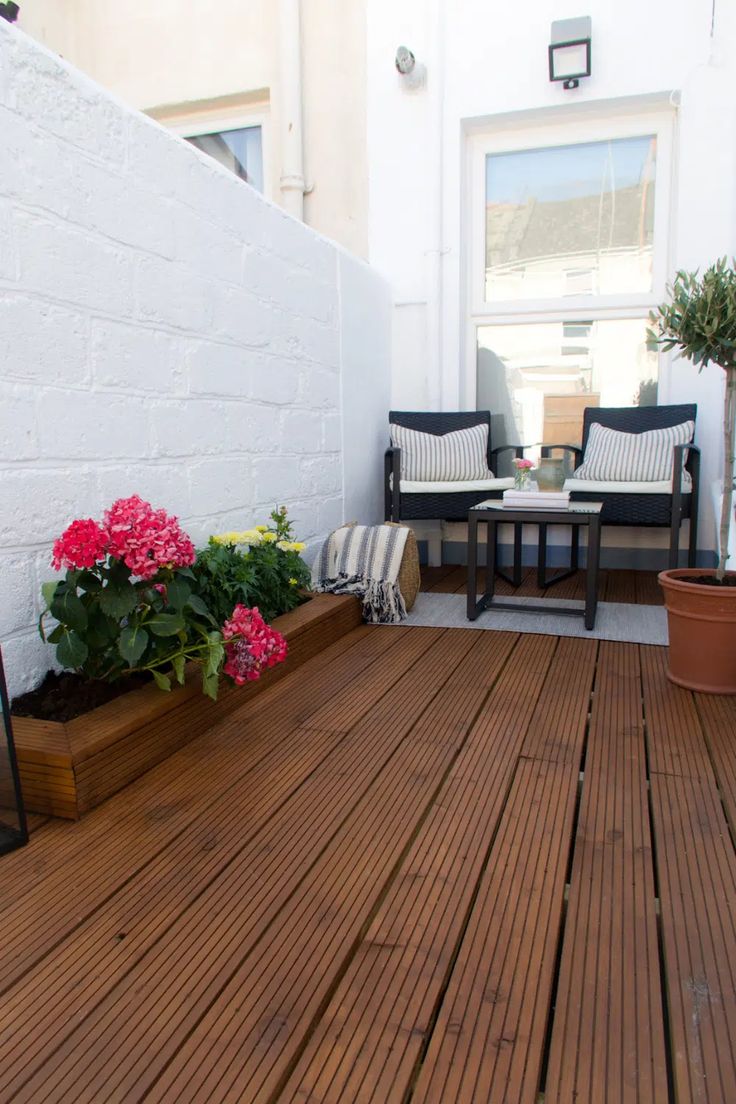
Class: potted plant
9,498,361,818
649,257,736,693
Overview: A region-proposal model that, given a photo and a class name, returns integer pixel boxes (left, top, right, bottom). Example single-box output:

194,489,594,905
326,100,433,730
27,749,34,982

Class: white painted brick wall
0,22,391,697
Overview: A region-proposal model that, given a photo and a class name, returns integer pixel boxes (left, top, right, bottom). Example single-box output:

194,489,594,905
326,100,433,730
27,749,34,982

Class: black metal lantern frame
548,16,592,91
0,648,28,856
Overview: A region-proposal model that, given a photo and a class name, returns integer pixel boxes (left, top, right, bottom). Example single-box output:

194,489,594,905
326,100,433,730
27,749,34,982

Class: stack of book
502,488,570,509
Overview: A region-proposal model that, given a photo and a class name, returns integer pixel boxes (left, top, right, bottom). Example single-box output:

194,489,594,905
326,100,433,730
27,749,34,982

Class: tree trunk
718,368,736,580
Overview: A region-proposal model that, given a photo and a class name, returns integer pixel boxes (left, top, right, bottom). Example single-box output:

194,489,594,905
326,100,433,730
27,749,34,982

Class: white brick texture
0,21,391,696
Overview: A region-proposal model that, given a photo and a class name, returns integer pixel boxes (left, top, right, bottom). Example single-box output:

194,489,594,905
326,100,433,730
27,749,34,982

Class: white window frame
167,108,270,197
465,107,676,407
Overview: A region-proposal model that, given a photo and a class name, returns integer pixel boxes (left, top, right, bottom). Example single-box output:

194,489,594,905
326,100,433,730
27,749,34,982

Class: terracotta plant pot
658,569,736,694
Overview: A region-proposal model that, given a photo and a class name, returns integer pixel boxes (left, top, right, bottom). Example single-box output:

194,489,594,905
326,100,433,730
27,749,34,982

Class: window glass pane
187,126,263,192
477,319,658,474
485,135,657,301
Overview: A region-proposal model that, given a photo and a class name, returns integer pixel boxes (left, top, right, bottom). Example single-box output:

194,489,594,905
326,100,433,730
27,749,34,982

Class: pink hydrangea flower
221,604,288,684
51,518,109,571
103,495,195,580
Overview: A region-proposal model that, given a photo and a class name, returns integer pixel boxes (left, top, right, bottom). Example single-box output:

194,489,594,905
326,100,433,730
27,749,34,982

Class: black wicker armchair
544,403,700,569
384,411,522,523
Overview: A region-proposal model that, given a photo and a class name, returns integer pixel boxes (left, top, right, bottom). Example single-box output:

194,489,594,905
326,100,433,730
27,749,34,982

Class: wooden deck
2,569,735,1104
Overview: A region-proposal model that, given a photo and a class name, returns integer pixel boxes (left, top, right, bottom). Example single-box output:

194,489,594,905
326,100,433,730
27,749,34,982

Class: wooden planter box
12,594,361,820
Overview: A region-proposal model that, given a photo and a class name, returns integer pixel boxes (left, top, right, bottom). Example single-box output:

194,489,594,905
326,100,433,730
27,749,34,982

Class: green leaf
119,624,149,666
76,571,103,593
46,624,65,644
147,612,186,637
171,653,186,685
165,577,191,610
50,590,88,632
186,594,211,618
202,668,219,701
99,580,138,620
205,640,225,678
176,567,196,580
57,630,88,669
41,580,60,609
151,669,172,692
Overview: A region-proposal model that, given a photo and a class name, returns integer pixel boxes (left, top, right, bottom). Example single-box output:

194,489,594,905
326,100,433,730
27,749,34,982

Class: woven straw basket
337,522,420,612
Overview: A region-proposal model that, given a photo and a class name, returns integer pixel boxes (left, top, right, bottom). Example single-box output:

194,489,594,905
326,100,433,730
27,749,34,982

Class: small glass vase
514,469,531,491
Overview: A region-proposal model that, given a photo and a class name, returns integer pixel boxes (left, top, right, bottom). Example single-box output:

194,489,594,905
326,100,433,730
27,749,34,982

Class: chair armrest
672,443,700,490
384,446,401,521
541,443,583,466
491,444,526,462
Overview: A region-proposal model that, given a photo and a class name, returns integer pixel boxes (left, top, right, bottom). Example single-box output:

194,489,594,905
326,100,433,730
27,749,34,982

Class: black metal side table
467,500,603,631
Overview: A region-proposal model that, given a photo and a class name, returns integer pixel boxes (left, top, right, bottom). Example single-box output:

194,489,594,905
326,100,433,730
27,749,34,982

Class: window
186,126,264,192
468,110,673,460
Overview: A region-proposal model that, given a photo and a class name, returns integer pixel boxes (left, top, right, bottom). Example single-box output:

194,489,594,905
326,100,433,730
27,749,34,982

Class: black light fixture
549,16,592,90
0,649,28,856
0,3,19,23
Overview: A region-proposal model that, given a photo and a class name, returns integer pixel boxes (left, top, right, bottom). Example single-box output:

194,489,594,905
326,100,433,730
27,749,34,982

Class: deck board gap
642,657,678,1104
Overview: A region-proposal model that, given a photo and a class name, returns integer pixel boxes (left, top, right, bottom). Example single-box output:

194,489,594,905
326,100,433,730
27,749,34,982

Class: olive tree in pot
649,258,736,693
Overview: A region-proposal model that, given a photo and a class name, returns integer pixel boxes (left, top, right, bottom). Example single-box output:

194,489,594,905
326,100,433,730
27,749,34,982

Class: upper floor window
186,125,264,192
484,135,657,302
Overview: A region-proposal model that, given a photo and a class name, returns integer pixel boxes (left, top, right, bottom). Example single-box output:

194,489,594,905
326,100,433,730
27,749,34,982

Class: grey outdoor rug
385,591,668,645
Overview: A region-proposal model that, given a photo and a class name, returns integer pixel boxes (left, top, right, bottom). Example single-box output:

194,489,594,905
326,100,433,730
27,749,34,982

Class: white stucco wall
366,0,736,561
0,22,390,697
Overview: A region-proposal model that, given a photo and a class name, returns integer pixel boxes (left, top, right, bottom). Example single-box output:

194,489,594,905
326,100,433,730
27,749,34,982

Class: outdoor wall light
549,16,591,90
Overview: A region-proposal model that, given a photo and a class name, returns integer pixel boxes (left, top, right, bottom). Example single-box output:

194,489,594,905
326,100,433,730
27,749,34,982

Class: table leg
485,520,497,605
585,516,601,630
512,522,522,587
571,526,579,572
537,523,548,588
467,514,479,620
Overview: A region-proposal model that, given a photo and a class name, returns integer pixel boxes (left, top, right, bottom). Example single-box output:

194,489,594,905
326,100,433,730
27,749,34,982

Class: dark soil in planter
12,670,148,724
688,576,736,587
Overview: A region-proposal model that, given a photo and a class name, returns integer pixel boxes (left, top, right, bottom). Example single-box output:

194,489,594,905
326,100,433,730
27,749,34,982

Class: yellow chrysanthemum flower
261,531,277,543
288,577,298,586
292,541,306,552
255,525,269,533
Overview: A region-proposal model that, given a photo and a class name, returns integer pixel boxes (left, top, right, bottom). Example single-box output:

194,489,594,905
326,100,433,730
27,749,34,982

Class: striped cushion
572,421,694,483
390,423,493,481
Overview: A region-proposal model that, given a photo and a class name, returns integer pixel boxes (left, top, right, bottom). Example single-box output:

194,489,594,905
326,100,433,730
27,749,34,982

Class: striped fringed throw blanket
311,524,409,623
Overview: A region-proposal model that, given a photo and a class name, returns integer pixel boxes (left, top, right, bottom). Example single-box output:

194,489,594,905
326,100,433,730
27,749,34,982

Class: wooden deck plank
3,602,734,1104
7,629,484,1103
406,642,596,1104
643,649,736,1104
0,627,433,987
127,632,518,1104
693,693,736,834
280,634,595,1104
650,770,736,1104
545,642,668,1104
410,754,579,1104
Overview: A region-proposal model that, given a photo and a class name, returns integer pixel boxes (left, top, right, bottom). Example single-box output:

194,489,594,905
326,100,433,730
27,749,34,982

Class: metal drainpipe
279,0,306,220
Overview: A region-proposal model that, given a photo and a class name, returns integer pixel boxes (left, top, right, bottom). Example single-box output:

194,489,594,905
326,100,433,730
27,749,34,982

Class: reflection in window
485,135,656,301
187,126,263,192
477,319,658,474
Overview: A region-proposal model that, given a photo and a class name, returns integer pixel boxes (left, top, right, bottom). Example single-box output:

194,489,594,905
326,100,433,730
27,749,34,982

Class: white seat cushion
399,477,515,494
563,477,691,494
